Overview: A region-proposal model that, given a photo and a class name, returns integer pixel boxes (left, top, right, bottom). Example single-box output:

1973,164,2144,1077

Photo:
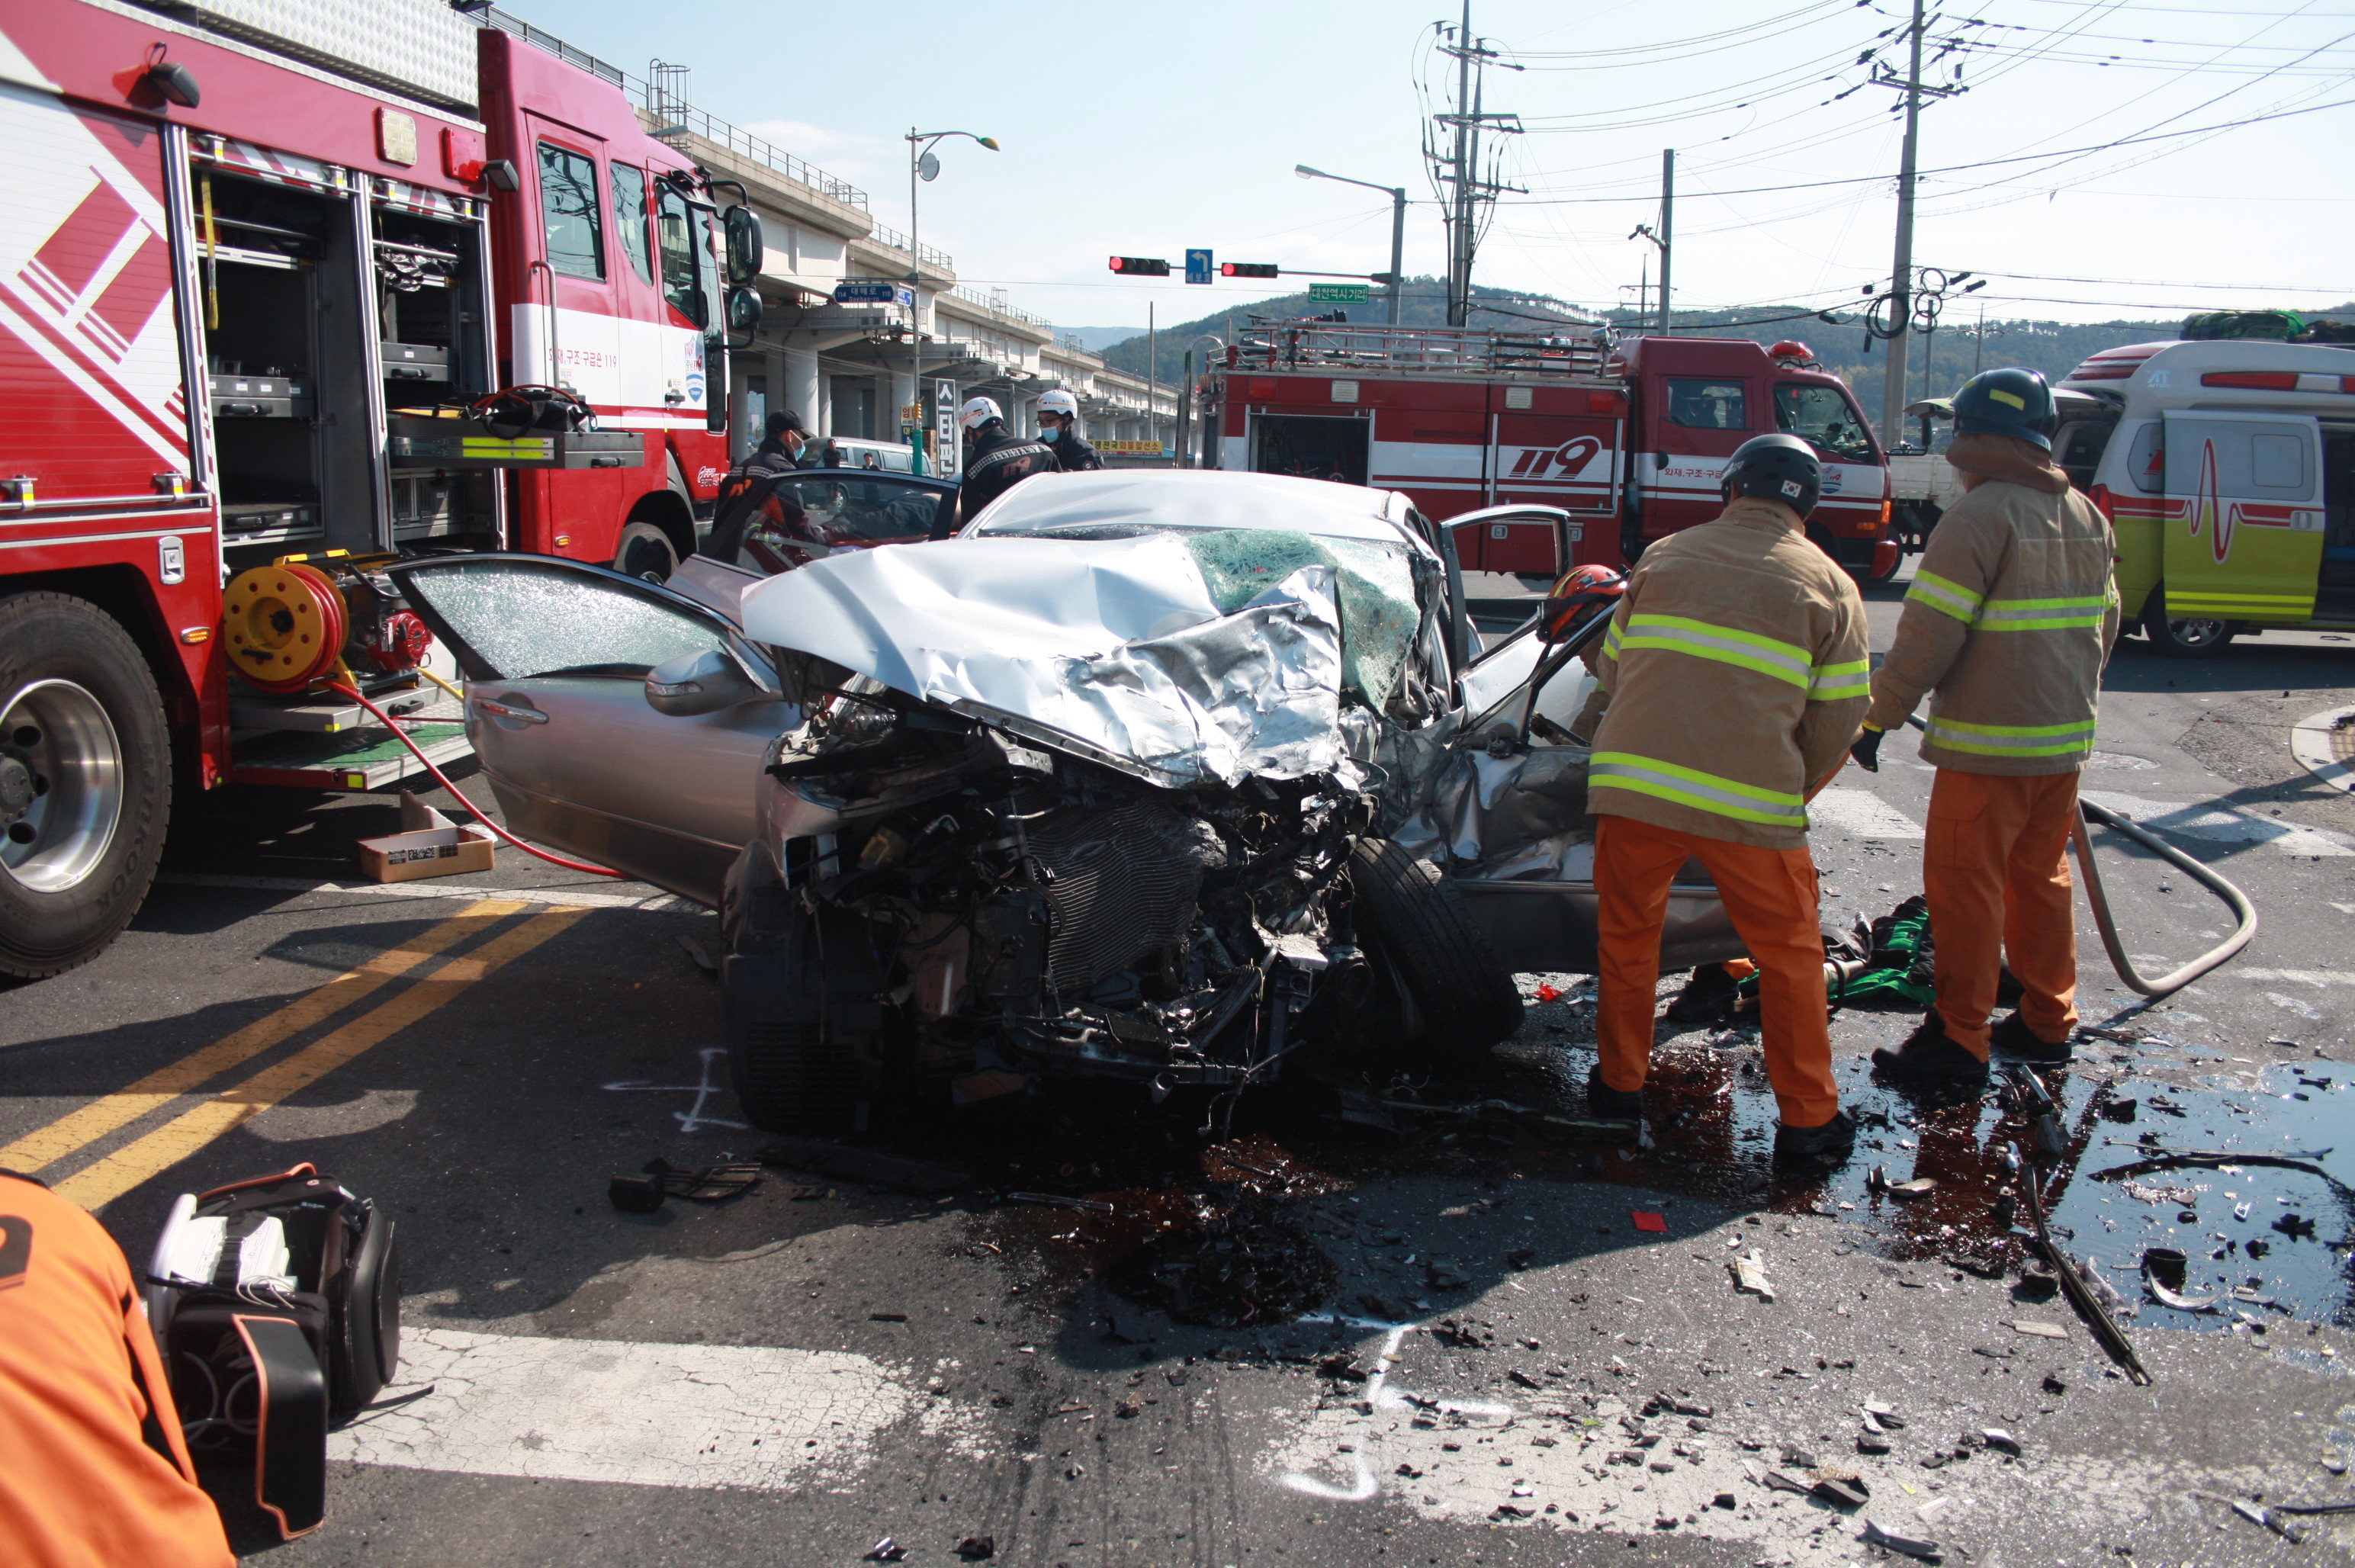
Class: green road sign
1307,282,1370,302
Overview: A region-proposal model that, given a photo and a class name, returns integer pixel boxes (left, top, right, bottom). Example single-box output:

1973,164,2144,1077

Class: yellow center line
55,905,589,1212
0,899,528,1175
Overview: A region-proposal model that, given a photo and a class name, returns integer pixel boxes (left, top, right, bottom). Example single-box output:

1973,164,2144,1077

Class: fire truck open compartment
200,165,501,568
199,168,368,556
1250,413,1370,487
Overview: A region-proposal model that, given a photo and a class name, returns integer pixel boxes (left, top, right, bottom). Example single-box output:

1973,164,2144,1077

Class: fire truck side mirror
144,60,201,108
723,207,763,286
724,286,762,349
481,159,520,193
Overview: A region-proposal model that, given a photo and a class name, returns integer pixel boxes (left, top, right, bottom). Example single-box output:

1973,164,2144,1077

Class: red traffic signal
1222,262,1280,278
1108,256,1171,276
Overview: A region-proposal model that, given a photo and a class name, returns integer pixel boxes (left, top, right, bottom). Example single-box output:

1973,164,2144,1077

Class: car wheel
1347,837,1523,1058
0,593,171,978
614,522,678,584
2140,592,2236,658
723,886,882,1133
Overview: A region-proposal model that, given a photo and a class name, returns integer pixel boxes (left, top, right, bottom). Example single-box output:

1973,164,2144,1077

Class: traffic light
1222,262,1280,278
1108,256,1171,276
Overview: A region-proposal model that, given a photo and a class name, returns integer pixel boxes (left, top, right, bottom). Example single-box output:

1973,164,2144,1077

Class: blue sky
524,0,2353,336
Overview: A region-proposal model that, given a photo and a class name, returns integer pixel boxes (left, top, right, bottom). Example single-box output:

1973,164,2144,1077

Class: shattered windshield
1184,529,1419,711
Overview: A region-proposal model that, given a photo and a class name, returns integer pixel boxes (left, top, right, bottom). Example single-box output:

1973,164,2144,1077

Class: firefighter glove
1849,723,1884,773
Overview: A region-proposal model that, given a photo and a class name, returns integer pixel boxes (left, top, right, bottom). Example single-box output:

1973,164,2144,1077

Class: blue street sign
1184,248,1213,286
834,281,907,304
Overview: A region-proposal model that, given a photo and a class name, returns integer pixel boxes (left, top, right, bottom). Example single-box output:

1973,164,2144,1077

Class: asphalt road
5,568,2353,1566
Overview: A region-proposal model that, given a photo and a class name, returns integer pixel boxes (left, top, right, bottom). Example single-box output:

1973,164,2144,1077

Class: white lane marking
2079,792,2355,858
603,1045,748,1133
2237,969,2355,988
330,1327,914,1489
2291,707,2355,796
1809,788,1926,840
1277,1313,1515,1503
158,871,693,913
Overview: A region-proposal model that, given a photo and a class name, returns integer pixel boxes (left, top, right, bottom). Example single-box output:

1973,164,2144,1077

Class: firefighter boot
1773,1107,1857,1163
1990,1011,2071,1064
1871,1011,1990,1088
1587,1064,1643,1121
1663,963,1740,1025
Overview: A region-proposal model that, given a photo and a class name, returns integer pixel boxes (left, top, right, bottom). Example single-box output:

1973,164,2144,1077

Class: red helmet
1539,563,1625,644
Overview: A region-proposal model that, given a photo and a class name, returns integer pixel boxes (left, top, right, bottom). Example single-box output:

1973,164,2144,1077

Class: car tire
0,592,172,978
2140,590,2236,658
724,887,882,1133
1348,837,1523,1058
614,522,677,584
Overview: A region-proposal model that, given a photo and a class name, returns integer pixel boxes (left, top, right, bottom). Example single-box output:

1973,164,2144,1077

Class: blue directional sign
834,281,911,305
1184,248,1213,286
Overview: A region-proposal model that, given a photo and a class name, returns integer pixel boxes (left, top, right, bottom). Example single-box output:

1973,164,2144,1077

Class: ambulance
2058,337,2355,655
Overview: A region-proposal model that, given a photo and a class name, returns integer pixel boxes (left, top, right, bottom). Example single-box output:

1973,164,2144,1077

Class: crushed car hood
738,530,1425,789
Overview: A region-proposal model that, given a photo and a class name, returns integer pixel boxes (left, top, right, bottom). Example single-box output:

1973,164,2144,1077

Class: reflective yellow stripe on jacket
1618,615,1869,702
1590,751,1810,829
1920,714,2097,758
1974,586,2113,632
1907,570,1983,622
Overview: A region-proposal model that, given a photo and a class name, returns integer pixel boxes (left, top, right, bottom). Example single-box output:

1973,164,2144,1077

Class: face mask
1040,422,1063,441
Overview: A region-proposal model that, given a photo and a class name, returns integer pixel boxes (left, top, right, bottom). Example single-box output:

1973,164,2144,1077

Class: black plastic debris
1762,1469,1813,1496
2231,1499,2307,1544
866,1539,907,1563
954,1537,996,1561
1102,1199,1336,1328
2275,1212,2318,1240
1811,1476,1869,1509
1982,1428,2022,1456
1862,1518,1944,1562
608,1158,761,1213
754,1139,967,1194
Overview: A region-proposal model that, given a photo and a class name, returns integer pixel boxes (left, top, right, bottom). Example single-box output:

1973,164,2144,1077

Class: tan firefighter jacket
1586,496,1871,850
1865,433,2120,775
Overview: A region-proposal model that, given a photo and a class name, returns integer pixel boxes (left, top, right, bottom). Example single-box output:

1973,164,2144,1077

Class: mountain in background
1054,326,1150,353
1092,278,2355,436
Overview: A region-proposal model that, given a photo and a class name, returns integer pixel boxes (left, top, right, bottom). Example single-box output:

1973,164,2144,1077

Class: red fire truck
1206,323,1896,581
0,0,757,975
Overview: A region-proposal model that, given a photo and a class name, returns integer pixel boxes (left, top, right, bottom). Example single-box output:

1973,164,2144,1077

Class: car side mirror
645,648,768,716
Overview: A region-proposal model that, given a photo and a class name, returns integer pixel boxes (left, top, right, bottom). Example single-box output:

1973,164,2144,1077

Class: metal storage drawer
381,341,448,381
208,373,315,419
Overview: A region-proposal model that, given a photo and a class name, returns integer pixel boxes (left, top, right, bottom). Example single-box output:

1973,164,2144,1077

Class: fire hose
1897,715,2257,999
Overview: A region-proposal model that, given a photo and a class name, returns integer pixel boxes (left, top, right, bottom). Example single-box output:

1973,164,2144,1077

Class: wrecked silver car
387,471,1742,1129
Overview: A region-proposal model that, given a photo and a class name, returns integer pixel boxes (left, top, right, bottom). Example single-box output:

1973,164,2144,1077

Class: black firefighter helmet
1952,367,2058,451
1720,432,1822,520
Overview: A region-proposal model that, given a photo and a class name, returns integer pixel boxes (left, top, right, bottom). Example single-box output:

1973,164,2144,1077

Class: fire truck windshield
1773,382,1875,464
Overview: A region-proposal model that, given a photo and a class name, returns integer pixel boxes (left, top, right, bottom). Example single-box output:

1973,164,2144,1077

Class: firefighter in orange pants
1851,368,2119,1085
1586,433,1871,1160
0,1171,235,1568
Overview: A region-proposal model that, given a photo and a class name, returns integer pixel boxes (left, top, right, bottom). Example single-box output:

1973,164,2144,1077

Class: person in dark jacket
936,396,1059,537
1035,388,1101,472
702,409,810,561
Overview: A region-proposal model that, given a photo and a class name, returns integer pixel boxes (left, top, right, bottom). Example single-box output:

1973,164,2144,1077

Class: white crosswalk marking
330,1326,930,1489
1808,788,1926,840
2080,792,2355,858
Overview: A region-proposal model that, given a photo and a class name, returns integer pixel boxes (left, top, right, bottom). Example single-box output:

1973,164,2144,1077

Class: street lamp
1294,164,1407,327
905,129,998,471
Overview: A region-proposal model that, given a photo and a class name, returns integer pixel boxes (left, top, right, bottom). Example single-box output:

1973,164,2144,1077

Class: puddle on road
922,1015,2350,1337
1482,1017,2355,1333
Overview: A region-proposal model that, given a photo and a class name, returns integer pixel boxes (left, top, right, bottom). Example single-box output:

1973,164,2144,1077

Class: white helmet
959,395,1004,432
1036,388,1079,419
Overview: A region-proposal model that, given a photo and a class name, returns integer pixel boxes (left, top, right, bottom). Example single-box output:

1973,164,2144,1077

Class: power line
1504,95,2355,204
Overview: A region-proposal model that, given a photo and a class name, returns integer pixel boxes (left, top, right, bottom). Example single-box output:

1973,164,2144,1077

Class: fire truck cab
1206,323,1894,583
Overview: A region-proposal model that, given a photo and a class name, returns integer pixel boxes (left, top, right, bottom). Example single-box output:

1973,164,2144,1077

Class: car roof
964,468,1415,545
792,466,951,487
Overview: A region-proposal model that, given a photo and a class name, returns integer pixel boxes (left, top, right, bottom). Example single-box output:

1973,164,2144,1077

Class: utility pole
1656,149,1674,337
1434,4,1522,327
1148,300,1157,451
1879,0,1925,442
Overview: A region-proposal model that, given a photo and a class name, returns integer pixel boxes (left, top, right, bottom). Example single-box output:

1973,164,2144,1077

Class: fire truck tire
1348,837,1524,1058
2140,590,2237,658
0,593,171,978
614,522,677,584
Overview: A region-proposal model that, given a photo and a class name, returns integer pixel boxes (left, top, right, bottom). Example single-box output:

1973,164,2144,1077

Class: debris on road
2010,1321,2067,1339
2141,1247,2219,1310
607,1158,762,1212
954,1538,995,1560
1730,1248,1775,1301
1888,1178,1937,1200
1862,1518,1945,1561
675,932,716,974
1007,1191,1118,1214
865,1538,907,1563
1632,1210,1667,1232
1981,1428,2022,1456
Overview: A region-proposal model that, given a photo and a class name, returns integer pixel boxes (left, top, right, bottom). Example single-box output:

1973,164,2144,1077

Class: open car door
386,556,787,905
1444,505,1575,583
